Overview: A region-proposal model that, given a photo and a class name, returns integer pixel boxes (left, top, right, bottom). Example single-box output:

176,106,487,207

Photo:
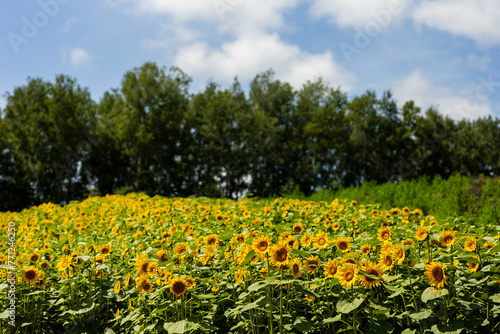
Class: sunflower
34,278,46,288
184,276,196,289
114,280,121,294
331,222,340,231
56,256,72,272
378,251,394,271
156,249,169,263
464,237,477,252
234,269,247,284
124,273,131,287
269,241,291,268
424,261,447,289
430,239,439,247
230,234,246,244
313,231,329,249
440,231,456,248
390,208,400,216
252,235,271,255
303,256,321,274
135,258,149,275
305,294,315,302
484,241,495,249
280,231,292,240
359,263,383,289
29,252,40,263
380,241,393,254
284,236,297,249
300,233,313,248
466,256,480,273
292,223,304,234
100,244,111,255
147,261,158,277
170,277,187,297
360,244,371,256
290,258,302,278
323,259,339,278
136,275,153,293
415,227,429,241
393,244,405,265
377,227,392,242
22,266,41,283
336,264,358,288
40,262,49,270
173,242,190,256
335,237,351,253
205,235,219,247
163,271,173,284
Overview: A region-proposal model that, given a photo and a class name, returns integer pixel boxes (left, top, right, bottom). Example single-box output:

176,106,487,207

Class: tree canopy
1,62,499,211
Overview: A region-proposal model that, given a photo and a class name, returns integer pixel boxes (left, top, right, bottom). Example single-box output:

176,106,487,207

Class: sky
1,0,499,120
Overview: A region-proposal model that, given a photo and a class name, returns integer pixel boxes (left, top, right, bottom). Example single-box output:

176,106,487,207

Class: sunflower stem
279,269,284,334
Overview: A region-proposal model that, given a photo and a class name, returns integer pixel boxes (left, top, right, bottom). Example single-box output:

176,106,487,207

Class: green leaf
323,314,342,324
63,302,95,315
291,249,312,258
336,298,364,314
293,282,320,299
409,309,433,320
163,320,200,334
248,281,269,292
293,317,313,332
421,287,448,303
490,294,500,303
242,250,256,265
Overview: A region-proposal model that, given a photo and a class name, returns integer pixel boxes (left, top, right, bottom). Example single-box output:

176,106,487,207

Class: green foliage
1,62,500,211
293,174,499,222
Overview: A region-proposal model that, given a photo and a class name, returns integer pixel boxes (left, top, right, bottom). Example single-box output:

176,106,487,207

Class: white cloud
173,32,355,91
309,0,411,29
392,70,492,120
412,0,500,47
106,0,299,35
61,17,77,33
61,47,93,69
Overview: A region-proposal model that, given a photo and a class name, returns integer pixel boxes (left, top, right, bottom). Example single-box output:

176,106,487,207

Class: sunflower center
258,241,268,251
141,263,149,272
365,269,378,282
329,266,337,275
173,281,186,294
318,238,325,245
142,281,151,290
292,264,300,274
276,249,288,262
338,242,347,250
25,270,36,280
432,266,444,281
444,236,452,243
344,270,354,281
385,256,393,266
30,255,39,262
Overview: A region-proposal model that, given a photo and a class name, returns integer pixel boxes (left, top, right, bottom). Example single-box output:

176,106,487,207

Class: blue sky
1,0,499,119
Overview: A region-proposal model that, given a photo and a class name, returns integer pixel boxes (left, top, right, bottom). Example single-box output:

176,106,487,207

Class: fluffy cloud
174,32,355,91
309,0,411,29
107,0,299,34
412,0,500,47
61,47,93,68
392,70,492,120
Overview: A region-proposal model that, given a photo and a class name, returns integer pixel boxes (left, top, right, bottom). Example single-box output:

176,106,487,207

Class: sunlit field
1,194,499,333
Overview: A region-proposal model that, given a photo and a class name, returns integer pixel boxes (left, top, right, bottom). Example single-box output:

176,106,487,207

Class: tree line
1,62,499,211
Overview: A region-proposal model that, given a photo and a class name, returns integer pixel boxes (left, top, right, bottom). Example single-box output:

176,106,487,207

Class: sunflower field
1,194,500,333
